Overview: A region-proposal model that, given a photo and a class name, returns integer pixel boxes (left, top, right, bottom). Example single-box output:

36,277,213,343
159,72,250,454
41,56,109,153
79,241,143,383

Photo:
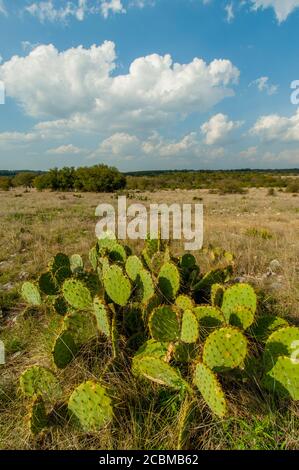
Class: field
0,187,298,450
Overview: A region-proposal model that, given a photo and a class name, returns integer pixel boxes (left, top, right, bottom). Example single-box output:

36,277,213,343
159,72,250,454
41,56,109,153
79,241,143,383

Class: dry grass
0,187,298,450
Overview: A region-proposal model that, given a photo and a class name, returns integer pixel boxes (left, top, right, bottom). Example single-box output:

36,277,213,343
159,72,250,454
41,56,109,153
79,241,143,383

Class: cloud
25,0,90,23
0,42,240,136
46,144,85,154
249,76,278,95
101,0,125,18
250,109,299,141
225,3,235,23
201,113,242,145
0,0,7,16
251,0,299,22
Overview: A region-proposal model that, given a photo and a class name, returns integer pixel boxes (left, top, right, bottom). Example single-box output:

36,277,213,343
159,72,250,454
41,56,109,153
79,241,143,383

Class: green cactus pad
62,279,93,310
264,326,299,371
151,252,167,274
97,235,117,253
158,262,180,300
180,253,196,270
263,356,299,400
194,306,225,329
174,343,197,363
38,272,59,296
126,255,144,281
109,243,127,264
136,269,155,304
134,339,169,362
28,397,47,435
52,330,77,369
250,315,289,343
63,311,96,345
70,254,84,273
221,284,257,324
21,282,42,306
132,355,188,390
193,268,231,293
20,365,61,401
193,363,227,418
93,297,111,337
181,309,199,344
211,284,225,307
227,305,255,331
203,327,248,372
53,296,68,316
50,253,71,284
175,295,194,311
149,306,180,342
103,265,131,306
68,381,113,432
89,245,98,271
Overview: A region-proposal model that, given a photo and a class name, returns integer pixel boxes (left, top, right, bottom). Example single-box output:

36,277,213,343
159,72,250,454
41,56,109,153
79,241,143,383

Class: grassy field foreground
0,188,298,450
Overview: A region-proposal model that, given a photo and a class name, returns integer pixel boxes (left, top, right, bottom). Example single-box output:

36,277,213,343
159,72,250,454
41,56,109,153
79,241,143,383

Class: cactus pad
136,269,155,304
63,310,96,345
211,283,225,307
227,305,255,330
68,381,113,432
50,253,71,284
180,253,196,270
264,326,299,371
38,272,59,296
158,262,180,300
134,339,169,362
250,315,289,343
62,279,93,310
93,297,111,337
175,295,194,311
28,397,47,435
20,365,61,401
89,245,98,271
181,309,199,344
21,282,42,306
203,327,248,372
194,306,225,329
70,254,84,273
132,356,188,390
221,283,257,323
193,363,227,418
149,306,180,342
53,296,68,316
109,243,127,264
52,330,77,369
126,255,144,281
103,265,131,306
263,356,299,400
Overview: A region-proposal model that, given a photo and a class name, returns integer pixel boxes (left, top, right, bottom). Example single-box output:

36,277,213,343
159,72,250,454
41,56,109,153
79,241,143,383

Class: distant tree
0,176,12,191
12,172,37,188
33,173,52,191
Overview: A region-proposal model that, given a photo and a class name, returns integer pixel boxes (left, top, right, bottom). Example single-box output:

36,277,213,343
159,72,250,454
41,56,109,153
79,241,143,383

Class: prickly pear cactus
89,245,98,271
53,296,68,316
20,365,61,401
181,309,199,344
263,356,299,400
263,326,299,371
52,330,77,369
149,305,180,342
21,282,41,306
134,339,170,362
132,355,189,390
38,272,59,296
203,326,248,372
103,265,131,306
158,262,180,300
28,396,47,435
211,283,224,308
68,381,113,432
70,254,84,273
250,315,289,343
194,306,225,329
175,295,194,311
221,283,257,329
93,297,111,337
136,268,155,304
126,255,144,281
63,310,96,345
193,362,227,418
49,253,71,284
62,279,93,310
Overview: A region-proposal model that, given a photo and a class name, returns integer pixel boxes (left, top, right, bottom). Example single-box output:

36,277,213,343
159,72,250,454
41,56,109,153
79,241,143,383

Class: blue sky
0,0,299,171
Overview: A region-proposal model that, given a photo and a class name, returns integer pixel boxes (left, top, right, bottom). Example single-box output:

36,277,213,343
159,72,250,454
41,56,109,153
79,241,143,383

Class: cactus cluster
19,234,298,441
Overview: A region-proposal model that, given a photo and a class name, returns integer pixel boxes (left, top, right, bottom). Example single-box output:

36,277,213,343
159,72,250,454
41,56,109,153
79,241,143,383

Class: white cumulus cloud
251,0,299,22
249,76,278,95
250,109,299,142
201,113,242,145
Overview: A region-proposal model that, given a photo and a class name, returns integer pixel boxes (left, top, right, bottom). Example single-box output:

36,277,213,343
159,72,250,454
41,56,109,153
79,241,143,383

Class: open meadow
0,187,298,450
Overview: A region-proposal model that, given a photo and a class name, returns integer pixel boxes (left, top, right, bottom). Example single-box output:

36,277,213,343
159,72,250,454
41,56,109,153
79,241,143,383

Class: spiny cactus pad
203,327,248,372
52,330,77,369
53,296,68,316
262,356,299,400
175,295,194,311
38,272,59,296
136,269,155,304
126,255,144,281
211,284,225,308
109,243,127,264
149,306,180,342
63,311,96,345
227,305,255,331
68,381,113,432
70,254,84,273
158,262,180,300
103,265,131,306
28,397,47,435
134,339,169,361
62,279,93,310
50,253,71,284
133,356,188,390
264,326,299,371
93,297,111,337
181,309,199,344
20,365,61,401
89,246,98,271
221,284,257,323
193,363,227,418
250,315,289,343
21,282,42,306
180,253,196,270
194,306,225,329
